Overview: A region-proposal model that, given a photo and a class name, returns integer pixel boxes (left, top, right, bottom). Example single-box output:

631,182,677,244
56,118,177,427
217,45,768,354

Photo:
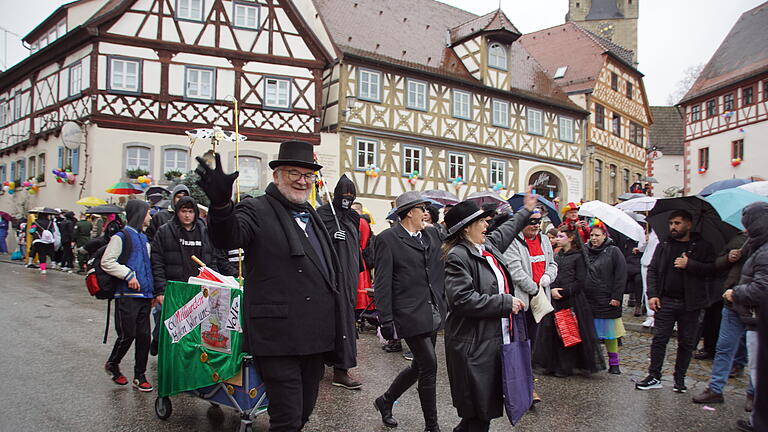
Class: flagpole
233,98,243,283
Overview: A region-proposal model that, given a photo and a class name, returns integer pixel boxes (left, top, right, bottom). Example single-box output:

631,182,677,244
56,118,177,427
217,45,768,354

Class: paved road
0,260,751,432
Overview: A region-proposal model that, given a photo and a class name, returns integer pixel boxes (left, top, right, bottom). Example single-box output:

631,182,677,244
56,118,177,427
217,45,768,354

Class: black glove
379,320,395,341
195,153,239,208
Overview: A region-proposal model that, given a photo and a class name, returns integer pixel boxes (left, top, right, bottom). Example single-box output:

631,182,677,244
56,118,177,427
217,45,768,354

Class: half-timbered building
520,22,652,204
311,0,589,220
0,0,332,212
677,1,768,195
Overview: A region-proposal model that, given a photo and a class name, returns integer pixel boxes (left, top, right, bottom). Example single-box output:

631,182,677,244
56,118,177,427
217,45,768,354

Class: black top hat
268,140,323,171
445,200,495,237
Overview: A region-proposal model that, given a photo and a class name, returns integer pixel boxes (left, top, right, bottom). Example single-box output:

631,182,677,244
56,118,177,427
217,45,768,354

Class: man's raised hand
195,153,239,208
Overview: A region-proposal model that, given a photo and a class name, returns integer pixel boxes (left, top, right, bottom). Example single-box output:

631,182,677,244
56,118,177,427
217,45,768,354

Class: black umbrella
647,196,739,253
85,204,125,215
145,186,170,197
30,207,60,215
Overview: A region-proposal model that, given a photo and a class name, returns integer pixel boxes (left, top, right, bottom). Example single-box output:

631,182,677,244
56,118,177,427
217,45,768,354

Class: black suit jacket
207,193,341,358
374,224,447,339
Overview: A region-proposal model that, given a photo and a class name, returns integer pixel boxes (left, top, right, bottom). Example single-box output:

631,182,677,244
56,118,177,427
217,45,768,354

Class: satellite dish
61,121,84,150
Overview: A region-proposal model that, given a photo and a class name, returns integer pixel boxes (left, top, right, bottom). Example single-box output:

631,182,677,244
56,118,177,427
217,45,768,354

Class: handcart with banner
154,279,268,432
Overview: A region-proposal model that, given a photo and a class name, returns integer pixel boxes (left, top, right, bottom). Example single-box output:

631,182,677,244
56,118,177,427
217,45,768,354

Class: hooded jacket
102,200,156,298
584,237,627,319
502,230,558,311
146,184,190,241
151,196,217,294
732,202,768,330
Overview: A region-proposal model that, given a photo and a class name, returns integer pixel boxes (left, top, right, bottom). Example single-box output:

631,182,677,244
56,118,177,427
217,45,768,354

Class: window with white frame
109,58,141,93
238,156,263,191
492,99,509,128
527,108,543,135
57,20,66,38
447,152,466,180
406,79,427,111
488,43,507,70
355,138,377,170
126,146,151,172
0,165,5,183
185,67,215,101
0,101,7,126
164,149,188,174
402,146,423,176
176,0,203,21
63,148,75,171
489,159,505,185
234,1,259,29
69,63,82,97
38,153,45,181
264,77,291,109
558,116,574,142
28,156,36,179
452,90,471,119
13,93,22,120
358,69,381,102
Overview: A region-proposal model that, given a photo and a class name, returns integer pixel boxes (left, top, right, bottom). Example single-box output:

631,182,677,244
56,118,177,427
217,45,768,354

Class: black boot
374,395,398,428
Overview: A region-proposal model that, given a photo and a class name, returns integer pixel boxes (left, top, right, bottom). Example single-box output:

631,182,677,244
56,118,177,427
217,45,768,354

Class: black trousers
30,242,54,264
107,297,152,377
384,332,439,427
699,300,723,354
61,242,74,268
648,297,701,380
253,353,325,432
525,309,539,350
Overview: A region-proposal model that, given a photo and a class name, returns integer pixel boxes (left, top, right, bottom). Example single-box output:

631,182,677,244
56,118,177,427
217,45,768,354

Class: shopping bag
500,312,534,425
554,308,582,347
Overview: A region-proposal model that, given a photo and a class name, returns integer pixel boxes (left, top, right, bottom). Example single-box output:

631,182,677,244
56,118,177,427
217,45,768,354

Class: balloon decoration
365,164,381,178
698,167,707,174
407,170,419,185
492,181,503,192
52,168,77,185
136,175,153,189
731,158,742,167
451,176,465,192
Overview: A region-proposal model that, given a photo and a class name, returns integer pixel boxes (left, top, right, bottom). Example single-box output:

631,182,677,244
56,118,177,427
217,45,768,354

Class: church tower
566,0,639,64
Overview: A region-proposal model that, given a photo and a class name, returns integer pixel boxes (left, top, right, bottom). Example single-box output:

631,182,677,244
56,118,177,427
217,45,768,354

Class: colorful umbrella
704,188,768,231
76,196,107,206
106,182,143,195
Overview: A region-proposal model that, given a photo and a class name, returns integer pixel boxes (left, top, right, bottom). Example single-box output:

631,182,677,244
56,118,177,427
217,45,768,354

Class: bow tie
291,211,311,224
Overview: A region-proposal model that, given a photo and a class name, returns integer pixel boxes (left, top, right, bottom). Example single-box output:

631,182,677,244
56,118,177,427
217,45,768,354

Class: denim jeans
151,304,162,343
709,307,750,393
747,330,758,426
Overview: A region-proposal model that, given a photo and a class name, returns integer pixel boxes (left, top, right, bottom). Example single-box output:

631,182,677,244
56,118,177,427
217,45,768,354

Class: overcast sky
0,0,763,105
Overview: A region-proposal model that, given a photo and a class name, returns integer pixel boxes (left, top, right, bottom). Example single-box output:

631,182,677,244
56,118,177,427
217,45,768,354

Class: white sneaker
40,269,47,275
642,317,654,328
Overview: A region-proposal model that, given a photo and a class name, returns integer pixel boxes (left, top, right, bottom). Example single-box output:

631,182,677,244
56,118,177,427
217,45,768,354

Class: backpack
85,230,132,343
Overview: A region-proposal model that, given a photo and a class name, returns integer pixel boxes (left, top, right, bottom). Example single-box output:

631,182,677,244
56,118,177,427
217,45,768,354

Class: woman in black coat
584,223,627,374
443,197,534,432
532,226,606,376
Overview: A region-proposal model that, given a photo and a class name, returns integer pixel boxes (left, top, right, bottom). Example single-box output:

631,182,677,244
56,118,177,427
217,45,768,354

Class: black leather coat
443,209,530,420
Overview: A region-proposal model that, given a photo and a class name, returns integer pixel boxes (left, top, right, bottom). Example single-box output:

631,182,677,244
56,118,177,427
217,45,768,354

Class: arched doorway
528,170,562,200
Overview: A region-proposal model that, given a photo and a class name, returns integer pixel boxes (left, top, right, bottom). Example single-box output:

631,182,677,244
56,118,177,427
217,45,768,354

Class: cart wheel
155,396,172,420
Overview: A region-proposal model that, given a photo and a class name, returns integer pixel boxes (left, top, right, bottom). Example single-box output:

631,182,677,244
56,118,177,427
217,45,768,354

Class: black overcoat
317,203,360,369
151,218,216,293
207,184,347,361
443,209,530,420
374,223,447,339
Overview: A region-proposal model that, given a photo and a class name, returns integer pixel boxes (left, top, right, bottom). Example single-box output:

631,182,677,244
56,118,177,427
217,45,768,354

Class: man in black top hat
373,190,447,432
195,140,348,432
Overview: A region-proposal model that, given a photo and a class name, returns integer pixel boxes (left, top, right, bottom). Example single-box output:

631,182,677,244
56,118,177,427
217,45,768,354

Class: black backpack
85,230,132,343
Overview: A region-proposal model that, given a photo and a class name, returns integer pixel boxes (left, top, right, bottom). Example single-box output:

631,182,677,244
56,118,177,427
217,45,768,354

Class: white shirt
475,243,511,344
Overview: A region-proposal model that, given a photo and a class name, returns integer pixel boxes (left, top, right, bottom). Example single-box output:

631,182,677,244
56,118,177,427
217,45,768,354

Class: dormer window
488,43,507,71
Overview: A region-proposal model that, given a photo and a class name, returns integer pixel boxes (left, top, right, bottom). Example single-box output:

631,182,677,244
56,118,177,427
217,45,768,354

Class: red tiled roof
680,1,768,104
314,0,579,110
518,22,636,94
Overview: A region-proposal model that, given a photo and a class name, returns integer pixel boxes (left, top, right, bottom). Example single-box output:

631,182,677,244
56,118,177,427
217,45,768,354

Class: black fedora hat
268,140,323,171
445,200,495,237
